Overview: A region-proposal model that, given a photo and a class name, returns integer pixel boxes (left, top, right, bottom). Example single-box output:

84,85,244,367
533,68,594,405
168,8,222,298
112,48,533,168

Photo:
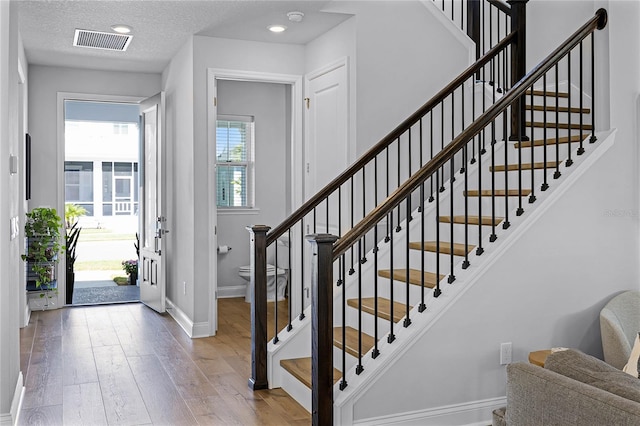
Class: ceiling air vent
73,29,132,52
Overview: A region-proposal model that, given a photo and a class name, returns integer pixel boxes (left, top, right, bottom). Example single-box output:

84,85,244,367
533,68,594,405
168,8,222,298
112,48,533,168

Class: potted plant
64,204,86,304
22,207,64,295
122,259,138,285
65,222,81,304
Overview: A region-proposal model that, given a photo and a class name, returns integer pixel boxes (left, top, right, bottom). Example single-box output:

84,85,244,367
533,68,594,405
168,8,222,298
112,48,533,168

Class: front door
139,93,166,313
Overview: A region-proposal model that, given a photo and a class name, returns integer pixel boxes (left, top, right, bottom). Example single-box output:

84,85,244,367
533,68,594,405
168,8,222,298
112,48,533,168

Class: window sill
217,208,261,216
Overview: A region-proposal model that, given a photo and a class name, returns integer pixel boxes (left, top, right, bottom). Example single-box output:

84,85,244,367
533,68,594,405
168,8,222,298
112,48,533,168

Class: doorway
63,99,141,305
208,69,303,334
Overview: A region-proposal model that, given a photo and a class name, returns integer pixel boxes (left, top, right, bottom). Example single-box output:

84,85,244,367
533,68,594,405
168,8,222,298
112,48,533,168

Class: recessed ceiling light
267,24,287,33
111,24,132,34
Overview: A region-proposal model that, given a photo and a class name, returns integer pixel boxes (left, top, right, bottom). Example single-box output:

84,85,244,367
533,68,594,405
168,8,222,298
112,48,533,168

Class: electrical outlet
500,342,512,365
183,281,186,295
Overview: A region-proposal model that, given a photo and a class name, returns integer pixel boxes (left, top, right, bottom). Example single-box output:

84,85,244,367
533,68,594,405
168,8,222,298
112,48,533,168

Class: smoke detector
73,29,132,52
287,11,305,23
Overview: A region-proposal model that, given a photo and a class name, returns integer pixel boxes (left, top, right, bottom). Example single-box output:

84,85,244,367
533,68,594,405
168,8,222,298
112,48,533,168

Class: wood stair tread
525,104,590,114
348,297,410,323
333,326,375,358
490,161,559,172
280,357,341,389
515,134,584,148
526,121,593,130
464,189,532,197
409,241,474,256
525,89,569,98
378,269,443,288
439,215,504,226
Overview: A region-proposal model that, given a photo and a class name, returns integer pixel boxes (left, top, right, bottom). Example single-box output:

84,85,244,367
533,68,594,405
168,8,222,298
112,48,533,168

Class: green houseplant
22,207,64,292
64,204,85,304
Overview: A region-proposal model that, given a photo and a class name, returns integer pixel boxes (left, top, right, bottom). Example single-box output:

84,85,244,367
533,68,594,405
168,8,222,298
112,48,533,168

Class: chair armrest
505,362,640,425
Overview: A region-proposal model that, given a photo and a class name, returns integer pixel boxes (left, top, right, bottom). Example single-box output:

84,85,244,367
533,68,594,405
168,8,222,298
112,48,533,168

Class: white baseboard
2,372,25,425
217,284,246,299
166,298,212,339
353,396,506,426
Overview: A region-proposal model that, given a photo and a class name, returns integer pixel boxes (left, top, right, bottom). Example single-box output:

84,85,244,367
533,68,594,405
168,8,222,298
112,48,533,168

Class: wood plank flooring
18,298,310,425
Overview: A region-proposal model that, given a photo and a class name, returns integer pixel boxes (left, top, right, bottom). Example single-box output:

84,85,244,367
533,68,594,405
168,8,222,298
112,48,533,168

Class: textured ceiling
17,0,351,74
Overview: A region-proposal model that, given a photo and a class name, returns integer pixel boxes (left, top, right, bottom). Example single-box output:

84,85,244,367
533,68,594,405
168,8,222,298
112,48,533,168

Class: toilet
239,237,289,303
239,264,287,303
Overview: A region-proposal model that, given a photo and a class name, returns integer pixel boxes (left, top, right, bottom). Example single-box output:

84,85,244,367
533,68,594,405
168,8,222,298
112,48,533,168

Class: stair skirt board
330,129,615,422
268,130,616,415
351,396,507,426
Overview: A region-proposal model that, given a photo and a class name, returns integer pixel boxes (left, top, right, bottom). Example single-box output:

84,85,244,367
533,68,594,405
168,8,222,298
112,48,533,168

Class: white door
305,59,349,235
139,93,166,313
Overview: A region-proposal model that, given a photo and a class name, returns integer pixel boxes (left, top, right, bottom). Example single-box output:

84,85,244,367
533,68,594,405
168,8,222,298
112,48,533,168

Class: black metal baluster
396,137,402,232
349,177,355,274
477,131,484,255
490,119,497,242
578,40,585,155
273,241,279,344
529,84,536,204
372,222,380,359
404,201,411,327
440,103,445,192
326,198,329,234
299,221,305,321
419,177,427,311
362,167,367,263
434,172,442,297
339,254,347,390
542,73,549,191
503,109,511,230
429,112,435,202
566,51,573,167
287,228,292,331
554,64,561,179
385,146,391,242
590,33,597,144
388,210,396,342
356,239,364,374
516,95,524,216
449,152,456,284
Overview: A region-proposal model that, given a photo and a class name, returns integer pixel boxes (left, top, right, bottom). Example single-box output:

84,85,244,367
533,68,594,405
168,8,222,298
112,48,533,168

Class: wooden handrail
487,0,511,15
333,8,607,258
266,31,516,246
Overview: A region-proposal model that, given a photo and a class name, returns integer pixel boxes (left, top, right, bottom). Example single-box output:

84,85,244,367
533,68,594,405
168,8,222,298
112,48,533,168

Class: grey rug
72,285,140,305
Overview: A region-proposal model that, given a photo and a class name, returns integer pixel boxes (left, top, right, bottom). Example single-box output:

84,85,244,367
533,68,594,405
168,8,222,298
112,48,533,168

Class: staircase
247,4,609,425
277,87,597,406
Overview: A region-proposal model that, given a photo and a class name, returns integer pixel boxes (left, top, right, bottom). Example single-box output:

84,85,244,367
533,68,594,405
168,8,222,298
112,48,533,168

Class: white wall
0,1,24,422
216,80,290,293
352,1,640,421
162,37,195,319
320,1,473,157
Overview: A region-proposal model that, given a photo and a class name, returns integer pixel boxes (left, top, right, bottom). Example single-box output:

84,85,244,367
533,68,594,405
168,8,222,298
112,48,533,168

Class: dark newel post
307,233,339,426
247,225,270,391
508,0,529,141
467,0,481,61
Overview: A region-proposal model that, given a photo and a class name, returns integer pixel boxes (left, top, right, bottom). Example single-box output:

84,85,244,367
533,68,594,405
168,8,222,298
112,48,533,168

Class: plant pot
66,270,75,304
129,271,138,285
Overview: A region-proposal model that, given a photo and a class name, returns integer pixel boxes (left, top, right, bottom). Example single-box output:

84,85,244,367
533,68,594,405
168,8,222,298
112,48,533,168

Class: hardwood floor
19,298,310,425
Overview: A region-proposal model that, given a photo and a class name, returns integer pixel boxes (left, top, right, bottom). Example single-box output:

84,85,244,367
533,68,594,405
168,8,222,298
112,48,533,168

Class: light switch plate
9,155,18,174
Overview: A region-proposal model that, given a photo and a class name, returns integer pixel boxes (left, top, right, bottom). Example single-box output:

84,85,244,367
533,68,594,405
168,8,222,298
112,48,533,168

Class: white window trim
215,114,255,208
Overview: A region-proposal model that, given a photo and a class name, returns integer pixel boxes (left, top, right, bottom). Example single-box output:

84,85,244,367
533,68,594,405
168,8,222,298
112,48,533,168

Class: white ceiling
17,0,352,74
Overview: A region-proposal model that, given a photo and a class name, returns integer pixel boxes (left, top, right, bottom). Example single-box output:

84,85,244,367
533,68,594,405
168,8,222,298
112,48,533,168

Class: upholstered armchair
600,290,640,369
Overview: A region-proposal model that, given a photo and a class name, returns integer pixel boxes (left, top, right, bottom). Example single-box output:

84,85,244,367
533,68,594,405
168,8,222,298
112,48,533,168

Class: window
113,123,129,135
65,161,94,215
216,115,254,208
102,161,138,216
